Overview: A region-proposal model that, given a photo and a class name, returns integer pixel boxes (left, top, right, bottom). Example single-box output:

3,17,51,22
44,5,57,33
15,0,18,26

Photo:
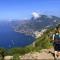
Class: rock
4,48,55,60
4,56,13,60
20,48,54,60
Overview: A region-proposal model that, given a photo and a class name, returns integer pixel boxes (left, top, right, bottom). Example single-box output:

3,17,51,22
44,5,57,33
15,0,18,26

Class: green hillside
0,24,60,59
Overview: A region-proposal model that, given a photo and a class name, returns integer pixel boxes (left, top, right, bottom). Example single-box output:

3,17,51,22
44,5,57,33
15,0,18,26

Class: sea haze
0,21,35,48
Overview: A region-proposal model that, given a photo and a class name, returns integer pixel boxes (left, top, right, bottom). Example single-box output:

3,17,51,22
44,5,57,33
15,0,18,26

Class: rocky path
20,48,56,60
4,48,60,60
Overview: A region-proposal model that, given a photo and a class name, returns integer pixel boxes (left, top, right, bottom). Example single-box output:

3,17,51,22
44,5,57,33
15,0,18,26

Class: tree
0,48,7,60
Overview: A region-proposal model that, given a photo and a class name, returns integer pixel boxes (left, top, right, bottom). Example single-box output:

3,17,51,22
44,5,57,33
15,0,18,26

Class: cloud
32,12,40,18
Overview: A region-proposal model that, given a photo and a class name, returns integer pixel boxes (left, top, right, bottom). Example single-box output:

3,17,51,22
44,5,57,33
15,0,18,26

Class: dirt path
4,48,60,60
20,48,55,60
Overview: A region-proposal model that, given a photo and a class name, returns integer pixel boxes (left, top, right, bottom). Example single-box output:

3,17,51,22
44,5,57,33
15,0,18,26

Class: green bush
0,48,7,60
12,54,20,60
8,48,25,55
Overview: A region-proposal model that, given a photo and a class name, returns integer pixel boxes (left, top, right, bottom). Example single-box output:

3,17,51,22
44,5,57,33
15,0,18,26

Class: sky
0,0,60,20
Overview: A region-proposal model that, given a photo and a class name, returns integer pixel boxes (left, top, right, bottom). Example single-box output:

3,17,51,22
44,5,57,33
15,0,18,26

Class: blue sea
0,21,35,48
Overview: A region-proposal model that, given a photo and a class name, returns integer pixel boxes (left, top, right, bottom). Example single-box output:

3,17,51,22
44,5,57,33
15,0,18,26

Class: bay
0,21,35,48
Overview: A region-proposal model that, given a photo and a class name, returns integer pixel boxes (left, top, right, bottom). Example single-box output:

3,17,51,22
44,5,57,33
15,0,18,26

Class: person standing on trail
53,26,60,58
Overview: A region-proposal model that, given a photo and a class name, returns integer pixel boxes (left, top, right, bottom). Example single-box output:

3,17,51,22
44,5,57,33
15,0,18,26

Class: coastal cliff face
10,14,60,37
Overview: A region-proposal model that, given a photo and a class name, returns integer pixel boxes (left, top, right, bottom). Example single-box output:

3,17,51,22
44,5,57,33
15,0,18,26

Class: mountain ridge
10,14,60,36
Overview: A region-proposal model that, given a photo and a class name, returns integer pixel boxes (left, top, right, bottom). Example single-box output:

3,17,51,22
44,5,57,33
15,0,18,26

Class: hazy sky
0,0,60,20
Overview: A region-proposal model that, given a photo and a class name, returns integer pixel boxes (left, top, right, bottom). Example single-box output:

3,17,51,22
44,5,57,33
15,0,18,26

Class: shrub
12,54,20,60
0,48,8,60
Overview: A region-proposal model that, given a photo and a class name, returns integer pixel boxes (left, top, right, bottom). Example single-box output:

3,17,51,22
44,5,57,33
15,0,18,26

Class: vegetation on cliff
0,24,60,59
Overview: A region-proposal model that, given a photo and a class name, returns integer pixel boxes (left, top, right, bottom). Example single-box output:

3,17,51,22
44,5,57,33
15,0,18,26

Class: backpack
54,33,60,43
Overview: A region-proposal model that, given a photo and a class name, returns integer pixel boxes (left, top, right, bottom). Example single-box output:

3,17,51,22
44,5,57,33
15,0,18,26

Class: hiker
53,26,60,58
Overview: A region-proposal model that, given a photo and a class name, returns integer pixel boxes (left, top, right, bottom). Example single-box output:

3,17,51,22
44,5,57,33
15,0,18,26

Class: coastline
14,28,47,38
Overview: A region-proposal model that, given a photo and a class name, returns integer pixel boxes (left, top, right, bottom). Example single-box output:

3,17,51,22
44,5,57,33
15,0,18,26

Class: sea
0,21,35,48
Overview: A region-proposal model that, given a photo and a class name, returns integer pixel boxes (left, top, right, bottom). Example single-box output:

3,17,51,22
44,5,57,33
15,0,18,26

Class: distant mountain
10,12,60,35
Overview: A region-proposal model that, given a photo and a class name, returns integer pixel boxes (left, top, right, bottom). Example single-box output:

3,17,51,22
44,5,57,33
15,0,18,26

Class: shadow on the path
48,51,57,60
